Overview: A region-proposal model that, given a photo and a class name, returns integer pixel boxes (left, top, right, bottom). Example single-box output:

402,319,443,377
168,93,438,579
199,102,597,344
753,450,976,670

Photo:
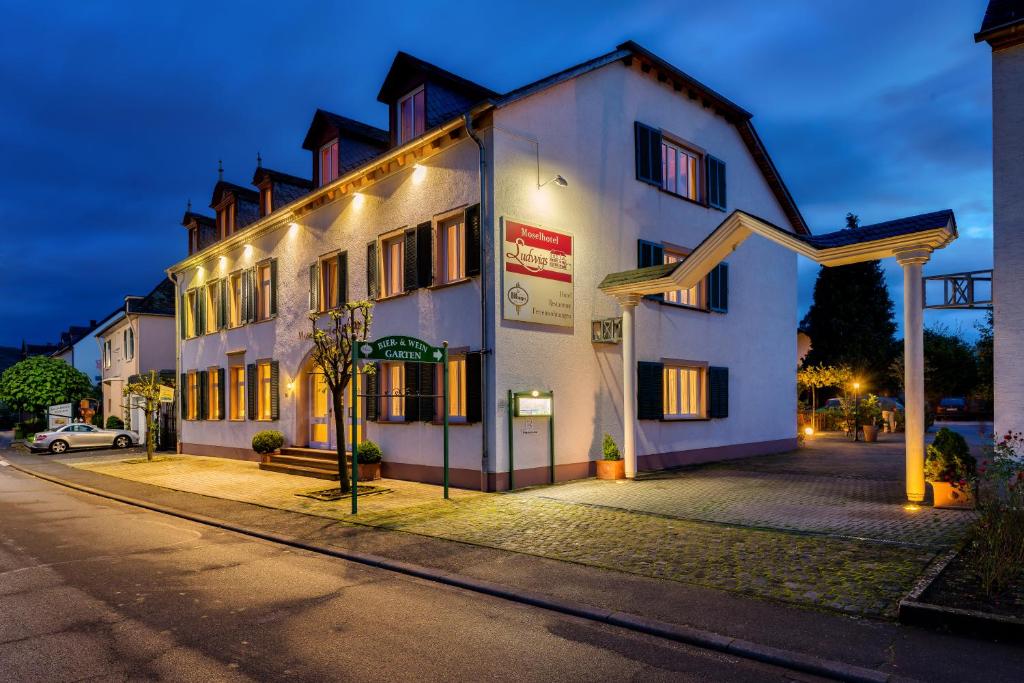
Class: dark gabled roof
181,210,215,228
598,262,678,290
126,279,175,316
252,166,312,189
301,109,389,150
210,180,259,209
976,0,1024,43
798,210,956,250
376,51,498,104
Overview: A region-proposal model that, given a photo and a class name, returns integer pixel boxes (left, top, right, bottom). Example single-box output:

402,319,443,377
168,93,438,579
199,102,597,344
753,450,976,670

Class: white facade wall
992,43,1024,436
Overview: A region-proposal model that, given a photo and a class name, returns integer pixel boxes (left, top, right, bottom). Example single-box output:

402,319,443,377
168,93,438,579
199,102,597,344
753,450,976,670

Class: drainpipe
166,268,182,454
465,112,490,490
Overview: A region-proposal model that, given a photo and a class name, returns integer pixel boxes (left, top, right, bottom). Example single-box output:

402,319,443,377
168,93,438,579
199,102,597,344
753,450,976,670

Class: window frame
256,360,273,421
186,370,199,420
228,271,243,328
380,231,406,298
103,339,111,369
381,361,406,422
255,260,273,322
123,327,135,361
662,247,706,310
207,366,221,420
318,252,340,312
435,211,467,286
397,86,426,145
662,361,707,420
184,289,198,338
660,136,703,203
228,358,246,421
205,281,220,334
437,355,467,423
319,139,339,187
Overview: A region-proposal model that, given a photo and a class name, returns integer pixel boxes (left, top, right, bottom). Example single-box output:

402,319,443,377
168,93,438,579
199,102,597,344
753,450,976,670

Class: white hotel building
169,41,812,490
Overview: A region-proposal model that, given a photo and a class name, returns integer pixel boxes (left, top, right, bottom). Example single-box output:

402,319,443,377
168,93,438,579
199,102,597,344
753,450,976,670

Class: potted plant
596,433,625,480
859,395,882,442
925,427,976,508
356,440,383,481
252,430,284,462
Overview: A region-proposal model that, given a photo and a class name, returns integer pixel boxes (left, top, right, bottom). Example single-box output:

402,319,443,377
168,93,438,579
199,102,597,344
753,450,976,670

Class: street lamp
853,381,861,442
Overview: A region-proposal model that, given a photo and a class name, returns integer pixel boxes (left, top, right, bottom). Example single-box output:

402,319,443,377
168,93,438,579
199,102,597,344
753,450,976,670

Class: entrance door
309,373,333,449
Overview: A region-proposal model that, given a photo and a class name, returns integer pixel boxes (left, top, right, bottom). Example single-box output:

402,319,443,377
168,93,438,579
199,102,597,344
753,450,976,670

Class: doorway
309,373,333,450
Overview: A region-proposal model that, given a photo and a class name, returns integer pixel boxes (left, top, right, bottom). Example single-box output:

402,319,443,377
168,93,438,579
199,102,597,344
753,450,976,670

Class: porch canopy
599,209,957,502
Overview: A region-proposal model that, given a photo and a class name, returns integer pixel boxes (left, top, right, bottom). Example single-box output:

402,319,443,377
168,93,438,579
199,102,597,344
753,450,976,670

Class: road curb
7,459,898,683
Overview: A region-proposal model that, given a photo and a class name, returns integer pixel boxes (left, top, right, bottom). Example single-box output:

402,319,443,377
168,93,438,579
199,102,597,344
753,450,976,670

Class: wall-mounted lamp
352,192,365,208
539,174,568,189
243,244,253,257
412,163,427,184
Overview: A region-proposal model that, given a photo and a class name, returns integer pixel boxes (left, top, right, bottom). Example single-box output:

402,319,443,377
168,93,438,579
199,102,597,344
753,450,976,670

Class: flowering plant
924,427,975,491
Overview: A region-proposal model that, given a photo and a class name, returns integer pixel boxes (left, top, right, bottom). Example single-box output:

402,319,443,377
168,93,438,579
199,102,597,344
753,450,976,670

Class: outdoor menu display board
502,218,573,328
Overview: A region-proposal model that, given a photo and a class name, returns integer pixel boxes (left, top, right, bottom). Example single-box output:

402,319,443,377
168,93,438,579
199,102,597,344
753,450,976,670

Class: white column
897,249,930,503
618,294,641,479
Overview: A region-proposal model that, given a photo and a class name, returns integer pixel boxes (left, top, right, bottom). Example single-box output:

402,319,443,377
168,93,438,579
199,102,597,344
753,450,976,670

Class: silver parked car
30,423,139,454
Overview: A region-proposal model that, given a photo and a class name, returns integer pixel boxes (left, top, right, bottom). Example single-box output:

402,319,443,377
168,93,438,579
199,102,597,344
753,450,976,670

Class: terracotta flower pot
930,481,975,509
862,425,878,442
596,459,625,480
358,462,381,481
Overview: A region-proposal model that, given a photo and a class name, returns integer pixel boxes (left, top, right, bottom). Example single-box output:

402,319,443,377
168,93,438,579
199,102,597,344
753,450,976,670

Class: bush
357,440,383,464
91,413,103,427
602,433,621,461
925,427,975,486
968,431,1024,594
105,415,124,430
251,430,284,454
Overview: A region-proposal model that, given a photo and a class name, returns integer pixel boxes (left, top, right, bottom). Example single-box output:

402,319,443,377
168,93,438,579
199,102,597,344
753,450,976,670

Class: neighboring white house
977,2,1024,437
51,310,123,384
168,41,814,490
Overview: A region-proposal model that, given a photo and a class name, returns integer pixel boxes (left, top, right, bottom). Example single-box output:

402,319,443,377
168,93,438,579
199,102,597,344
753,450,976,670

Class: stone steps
258,447,350,480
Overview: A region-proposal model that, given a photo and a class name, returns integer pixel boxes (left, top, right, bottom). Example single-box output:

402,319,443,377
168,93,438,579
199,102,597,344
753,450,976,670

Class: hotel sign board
359,336,444,363
502,218,573,328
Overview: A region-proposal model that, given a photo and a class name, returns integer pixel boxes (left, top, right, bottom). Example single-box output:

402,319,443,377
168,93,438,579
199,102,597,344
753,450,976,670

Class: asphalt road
0,462,814,682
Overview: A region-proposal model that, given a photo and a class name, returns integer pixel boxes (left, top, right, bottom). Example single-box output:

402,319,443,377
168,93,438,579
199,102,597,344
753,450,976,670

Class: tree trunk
147,410,156,461
332,390,350,494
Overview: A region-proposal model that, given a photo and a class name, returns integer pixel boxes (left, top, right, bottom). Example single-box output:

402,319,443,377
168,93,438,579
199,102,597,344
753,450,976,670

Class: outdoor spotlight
539,174,568,189
531,390,539,397
804,426,814,436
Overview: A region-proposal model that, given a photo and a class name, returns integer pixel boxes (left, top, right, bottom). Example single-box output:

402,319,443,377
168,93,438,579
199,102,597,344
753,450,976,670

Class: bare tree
306,301,374,494
122,370,164,461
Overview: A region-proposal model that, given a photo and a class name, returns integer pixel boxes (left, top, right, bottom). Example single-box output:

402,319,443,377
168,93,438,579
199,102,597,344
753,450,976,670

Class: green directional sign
357,335,444,363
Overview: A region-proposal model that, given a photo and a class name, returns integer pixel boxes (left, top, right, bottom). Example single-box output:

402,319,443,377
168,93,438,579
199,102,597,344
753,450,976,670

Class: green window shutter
706,155,726,210
246,363,257,420
708,263,729,313
247,268,258,322
637,240,664,302
404,362,421,421
465,203,481,277
270,360,280,420
634,121,663,186
708,366,729,418
198,370,208,420
217,367,226,420
198,288,207,334
403,229,418,292
218,280,227,329
416,221,432,288
337,251,348,306
637,361,664,420
367,241,379,299
180,372,188,419
465,351,482,424
364,363,379,421
240,271,249,322
179,295,186,339
269,259,278,317
420,360,436,422
309,262,320,311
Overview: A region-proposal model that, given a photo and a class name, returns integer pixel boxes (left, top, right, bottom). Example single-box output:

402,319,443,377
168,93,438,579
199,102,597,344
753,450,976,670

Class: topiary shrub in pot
596,433,625,480
252,430,284,461
105,415,124,430
926,427,976,508
356,440,383,481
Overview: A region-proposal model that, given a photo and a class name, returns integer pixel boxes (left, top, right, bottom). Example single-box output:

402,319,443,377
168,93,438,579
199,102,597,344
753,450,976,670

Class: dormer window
398,86,425,144
217,200,236,239
188,227,198,255
260,185,272,217
319,139,339,186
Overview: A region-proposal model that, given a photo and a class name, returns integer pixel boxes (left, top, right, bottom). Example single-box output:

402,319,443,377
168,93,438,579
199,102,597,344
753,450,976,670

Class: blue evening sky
0,0,993,347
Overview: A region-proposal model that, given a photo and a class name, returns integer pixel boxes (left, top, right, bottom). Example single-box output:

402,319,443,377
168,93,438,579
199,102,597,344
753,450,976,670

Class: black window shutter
367,241,379,299
180,372,188,418
270,360,280,420
403,229,418,292
246,363,257,420
709,263,729,313
365,363,379,421
245,268,256,322
217,367,225,420
420,360,436,422
337,251,348,306
465,351,482,423
404,362,420,421
309,262,320,311
637,240,664,301
218,279,227,329
240,272,249,323
637,361,664,420
269,259,278,317
707,156,726,210
198,290,207,335
708,366,729,418
180,296,187,339
465,203,481,276
198,370,208,421
634,122,663,186
416,221,432,288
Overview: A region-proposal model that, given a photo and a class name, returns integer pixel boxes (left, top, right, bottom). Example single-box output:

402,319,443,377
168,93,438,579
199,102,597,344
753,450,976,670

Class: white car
30,424,139,454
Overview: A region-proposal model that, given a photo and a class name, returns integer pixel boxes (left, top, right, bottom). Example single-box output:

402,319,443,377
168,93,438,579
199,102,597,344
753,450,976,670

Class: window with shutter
270,360,280,420
420,359,437,422
465,351,482,423
179,295,186,339
365,363,379,421
707,156,727,210
634,122,663,186
708,366,729,418
337,251,348,306
309,262,320,311
637,240,665,302
465,204,481,277
198,370,208,421
663,364,705,418
403,229,418,292
404,363,420,421
417,221,433,287
367,241,379,299
179,372,188,419
636,361,664,420
218,279,228,329
246,364,257,420
216,367,226,420
708,263,729,313
269,259,278,317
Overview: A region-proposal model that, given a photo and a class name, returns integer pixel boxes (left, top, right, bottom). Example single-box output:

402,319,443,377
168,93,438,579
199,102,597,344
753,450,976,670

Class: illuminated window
320,257,339,311
205,282,220,334
320,139,338,186
184,290,197,338
398,87,425,144
382,235,404,297
257,361,272,421
382,362,405,421
229,272,242,327
229,361,245,420
663,250,704,308
438,215,465,284
186,371,199,420
663,365,705,419
437,356,466,422
207,367,221,420
661,140,701,201
256,262,272,321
